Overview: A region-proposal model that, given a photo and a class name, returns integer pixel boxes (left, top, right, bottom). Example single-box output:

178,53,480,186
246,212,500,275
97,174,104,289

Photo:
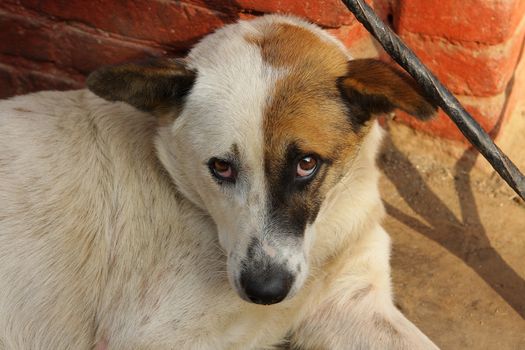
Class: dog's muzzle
240,263,295,305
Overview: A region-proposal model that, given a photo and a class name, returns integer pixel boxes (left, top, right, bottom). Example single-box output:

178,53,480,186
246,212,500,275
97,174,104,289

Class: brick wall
393,0,525,141
0,0,523,141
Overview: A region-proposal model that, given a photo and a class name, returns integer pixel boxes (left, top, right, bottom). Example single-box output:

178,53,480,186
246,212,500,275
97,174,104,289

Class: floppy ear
86,58,196,113
338,59,437,124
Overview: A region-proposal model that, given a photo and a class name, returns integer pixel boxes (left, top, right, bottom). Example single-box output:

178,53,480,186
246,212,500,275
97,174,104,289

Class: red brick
234,0,364,28
0,63,18,98
0,62,81,98
18,0,230,48
0,10,53,63
238,12,257,21
395,92,507,141
401,24,525,97
484,50,525,173
16,68,82,94
327,23,386,59
395,0,525,44
0,10,166,74
328,22,368,46
64,29,165,73
181,0,240,15
499,44,525,136
371,0,392,21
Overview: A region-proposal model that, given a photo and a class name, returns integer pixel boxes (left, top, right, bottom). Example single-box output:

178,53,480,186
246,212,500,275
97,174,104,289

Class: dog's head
88,15,436,305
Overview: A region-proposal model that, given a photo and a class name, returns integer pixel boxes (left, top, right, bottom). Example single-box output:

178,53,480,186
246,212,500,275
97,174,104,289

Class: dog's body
0,15,438,349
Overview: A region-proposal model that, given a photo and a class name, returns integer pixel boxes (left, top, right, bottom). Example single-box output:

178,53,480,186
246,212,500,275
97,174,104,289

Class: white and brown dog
0,15,439,349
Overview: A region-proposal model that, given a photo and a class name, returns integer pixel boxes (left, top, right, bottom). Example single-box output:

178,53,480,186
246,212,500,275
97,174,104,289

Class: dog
0,14,439,349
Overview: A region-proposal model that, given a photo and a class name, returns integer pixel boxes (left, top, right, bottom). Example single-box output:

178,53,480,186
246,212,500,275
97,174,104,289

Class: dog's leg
289,226,439,350
290,284,438,350
298,294,438,349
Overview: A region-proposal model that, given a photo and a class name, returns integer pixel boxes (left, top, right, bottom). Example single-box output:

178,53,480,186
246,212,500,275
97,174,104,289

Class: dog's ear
338,59,437,124
87,58,196,113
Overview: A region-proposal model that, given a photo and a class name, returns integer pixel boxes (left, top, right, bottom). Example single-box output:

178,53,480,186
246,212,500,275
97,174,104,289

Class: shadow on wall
380,135,525,320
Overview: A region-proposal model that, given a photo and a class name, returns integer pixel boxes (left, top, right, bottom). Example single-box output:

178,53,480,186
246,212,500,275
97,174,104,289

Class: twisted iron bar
341,0,525,200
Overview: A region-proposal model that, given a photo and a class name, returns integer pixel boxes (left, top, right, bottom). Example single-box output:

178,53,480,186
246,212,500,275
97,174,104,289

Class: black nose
240,266,294,305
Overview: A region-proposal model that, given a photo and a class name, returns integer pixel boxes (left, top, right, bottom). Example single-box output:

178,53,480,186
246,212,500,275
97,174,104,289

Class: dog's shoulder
0,89,162,188
0,88,172,243
0,89,155,155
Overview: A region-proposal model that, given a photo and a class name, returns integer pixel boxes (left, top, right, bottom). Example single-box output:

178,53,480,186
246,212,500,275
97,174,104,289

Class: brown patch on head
247,22,437,235
252,22,362,157
246,23,348,74
248,23,368,232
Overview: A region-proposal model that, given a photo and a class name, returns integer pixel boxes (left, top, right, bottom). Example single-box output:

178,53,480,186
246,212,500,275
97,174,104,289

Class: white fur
0,15,438,349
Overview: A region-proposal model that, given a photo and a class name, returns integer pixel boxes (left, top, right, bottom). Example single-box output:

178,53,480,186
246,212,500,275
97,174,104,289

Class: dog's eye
296,156,318,178
209,158,236,183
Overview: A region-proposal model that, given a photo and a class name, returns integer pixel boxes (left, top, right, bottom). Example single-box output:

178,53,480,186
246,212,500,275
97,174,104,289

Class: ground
380,110,525,349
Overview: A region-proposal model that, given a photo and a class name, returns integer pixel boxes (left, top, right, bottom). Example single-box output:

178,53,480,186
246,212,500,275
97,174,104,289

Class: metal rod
341,0,525,200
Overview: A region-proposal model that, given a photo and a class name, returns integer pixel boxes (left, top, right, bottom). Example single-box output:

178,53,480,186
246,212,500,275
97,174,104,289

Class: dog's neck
155,124,208,210
308,120,386,266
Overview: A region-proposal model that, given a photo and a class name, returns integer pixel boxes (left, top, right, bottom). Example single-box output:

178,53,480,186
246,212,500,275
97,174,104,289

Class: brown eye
209,158,236,183
296,156,318,178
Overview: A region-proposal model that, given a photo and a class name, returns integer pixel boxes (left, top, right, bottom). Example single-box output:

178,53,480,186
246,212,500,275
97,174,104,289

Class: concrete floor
379,117,525,349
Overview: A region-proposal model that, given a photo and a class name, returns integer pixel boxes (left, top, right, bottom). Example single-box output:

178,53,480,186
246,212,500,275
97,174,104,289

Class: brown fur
340,59,437,120
245,22,438,249
247,24,348,72
245,25,437,230
249,24,372,226
86,58,195,113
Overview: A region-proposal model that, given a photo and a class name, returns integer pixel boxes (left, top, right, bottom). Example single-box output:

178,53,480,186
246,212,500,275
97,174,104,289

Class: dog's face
88,16,436,305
